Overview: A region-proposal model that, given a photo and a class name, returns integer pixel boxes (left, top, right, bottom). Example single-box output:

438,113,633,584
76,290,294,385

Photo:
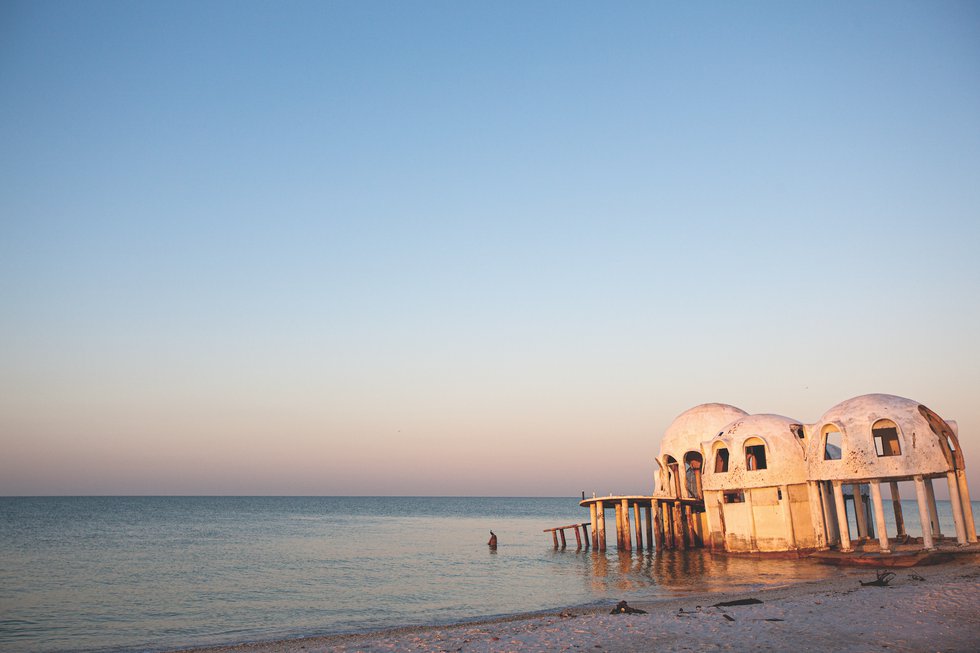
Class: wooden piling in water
633,502,642,550
573,524,582,548
672,501,686,550
645,504,654,552
621,498,632,552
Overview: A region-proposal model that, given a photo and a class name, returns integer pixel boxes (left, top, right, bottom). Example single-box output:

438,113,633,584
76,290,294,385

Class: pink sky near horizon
2,3,979,499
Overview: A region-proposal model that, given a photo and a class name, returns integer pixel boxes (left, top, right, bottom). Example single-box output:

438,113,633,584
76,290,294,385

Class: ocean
0,496,969,653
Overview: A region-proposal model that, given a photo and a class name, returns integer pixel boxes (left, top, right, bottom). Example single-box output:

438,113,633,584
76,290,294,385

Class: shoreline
174,555,980,653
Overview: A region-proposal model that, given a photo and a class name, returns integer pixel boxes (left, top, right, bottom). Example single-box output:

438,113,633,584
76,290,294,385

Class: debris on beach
710,598,763,607
610,601,647,614
860,570,895,587
908,572,925,582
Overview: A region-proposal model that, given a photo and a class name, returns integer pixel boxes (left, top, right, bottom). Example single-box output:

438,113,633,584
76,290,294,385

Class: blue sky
1,1,979,495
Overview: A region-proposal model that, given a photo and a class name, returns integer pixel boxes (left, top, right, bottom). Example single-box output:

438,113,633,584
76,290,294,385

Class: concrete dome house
579,393,977,558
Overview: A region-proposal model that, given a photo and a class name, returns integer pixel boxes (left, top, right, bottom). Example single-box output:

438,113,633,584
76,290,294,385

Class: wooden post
672,501,685,550
559,528,567,548
653,503,663,552
621,498,632,552
597,500,606,551
551,530,559,548
645,504,654,552
573,524,582,549
589,503,598,547
633,502,642,551
581,522,591,548
664,501,674,548
614,502,623,549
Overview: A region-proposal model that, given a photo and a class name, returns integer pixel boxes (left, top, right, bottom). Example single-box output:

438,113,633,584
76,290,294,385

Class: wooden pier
576,495,705,552
543,522,591,549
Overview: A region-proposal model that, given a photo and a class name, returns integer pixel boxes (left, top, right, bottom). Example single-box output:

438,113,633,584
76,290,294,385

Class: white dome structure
807,393,959,481
702,414,807,492
656,403,747,499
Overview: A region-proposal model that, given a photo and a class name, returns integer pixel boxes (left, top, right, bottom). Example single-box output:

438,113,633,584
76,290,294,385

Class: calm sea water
0,496,971,653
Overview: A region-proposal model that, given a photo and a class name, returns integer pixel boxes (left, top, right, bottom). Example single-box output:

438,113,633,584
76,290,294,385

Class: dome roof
806,393,957,480
702,413,808,490
659,403,748,462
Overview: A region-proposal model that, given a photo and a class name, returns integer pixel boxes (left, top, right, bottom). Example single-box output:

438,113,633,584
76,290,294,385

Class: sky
1,1,979,497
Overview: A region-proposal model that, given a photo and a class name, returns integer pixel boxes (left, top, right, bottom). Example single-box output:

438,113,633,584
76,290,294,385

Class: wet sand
177,556,980,653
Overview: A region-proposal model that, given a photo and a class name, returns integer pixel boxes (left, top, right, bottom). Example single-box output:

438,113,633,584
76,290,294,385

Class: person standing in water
487,530,497,549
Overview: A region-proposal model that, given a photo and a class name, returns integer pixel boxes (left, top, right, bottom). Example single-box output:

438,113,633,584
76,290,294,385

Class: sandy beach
179,555,980,653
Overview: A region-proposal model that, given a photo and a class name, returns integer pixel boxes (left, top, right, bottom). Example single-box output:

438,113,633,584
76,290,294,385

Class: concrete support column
780,485,796,549
744,489,758,552
889,481,906,537
924,478,942,538
946,471,968,545
832,481,852,552
956,470,977,543
853,484,869,539
807,481,827,548
596,501,606,551
869,481,890,553
589,503,598,547
914,475,935,550
621,498,632,552
821,481,839,545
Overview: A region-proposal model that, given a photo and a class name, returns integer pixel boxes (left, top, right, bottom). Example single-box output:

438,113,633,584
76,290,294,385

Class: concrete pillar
889,481,906,537
955,469,977,543
832,481,852,552
590,503,598,547
853,484,869,539
821,481,839,545
780,485,796,549
925,478,942,538
808,482,828,548
596,500,606,551
621,498,632,552
914,475,935,550
869,481,890,553
744,489,758,552
946,471,968,545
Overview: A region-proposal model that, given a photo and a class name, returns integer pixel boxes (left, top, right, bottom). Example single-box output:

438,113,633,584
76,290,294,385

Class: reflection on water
554,546,841,599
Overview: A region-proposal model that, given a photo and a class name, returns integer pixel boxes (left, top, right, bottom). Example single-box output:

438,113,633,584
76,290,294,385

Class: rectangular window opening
873,428,902,457
746,444,767,470
723,491,745,504
714,448,730,473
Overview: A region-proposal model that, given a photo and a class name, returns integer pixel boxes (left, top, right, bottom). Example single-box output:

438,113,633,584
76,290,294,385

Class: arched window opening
790,424,805,439
822,424,842,460
714,447,730,473
947,436,956,452
684,451,704,499
664,455,681,497
872,419,902,457
745,437,768,471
